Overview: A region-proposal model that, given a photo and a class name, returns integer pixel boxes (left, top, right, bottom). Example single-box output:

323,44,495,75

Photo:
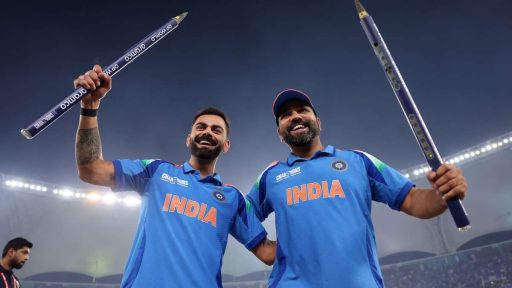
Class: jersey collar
0,264,12,274
183,162,223,186
287,145,335,166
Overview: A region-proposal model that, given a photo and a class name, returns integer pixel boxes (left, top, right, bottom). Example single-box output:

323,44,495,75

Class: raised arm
400,163,467,219
75,65,115,188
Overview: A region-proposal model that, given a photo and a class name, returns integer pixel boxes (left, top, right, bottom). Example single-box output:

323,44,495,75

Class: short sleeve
230,192,267,250
246,163,278,221
355,151,414,211
112,159,163,194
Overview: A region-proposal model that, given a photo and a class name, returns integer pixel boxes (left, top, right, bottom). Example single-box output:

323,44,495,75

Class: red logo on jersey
285,179,346,206
161,194,217,227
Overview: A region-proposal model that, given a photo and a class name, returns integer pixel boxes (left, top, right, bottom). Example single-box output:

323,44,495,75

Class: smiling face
277,100,321,148
186,114,230,161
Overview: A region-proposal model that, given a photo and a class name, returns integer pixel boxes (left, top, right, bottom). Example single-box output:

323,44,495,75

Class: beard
190,134,222,161
282,119,320,147
10,260,24,269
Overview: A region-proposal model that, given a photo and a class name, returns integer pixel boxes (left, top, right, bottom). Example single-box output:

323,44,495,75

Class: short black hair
192,107,230,136
2,237,33,258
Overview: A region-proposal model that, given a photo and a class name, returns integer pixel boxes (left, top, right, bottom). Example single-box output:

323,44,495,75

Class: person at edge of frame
1,237,33,288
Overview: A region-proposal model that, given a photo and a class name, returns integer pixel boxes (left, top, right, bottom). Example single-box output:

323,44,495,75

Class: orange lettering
286,180,347,206
286,188,292,205
162,193,172,211
330,180,346,198
198,203,207,220
293,184,307,204
185,200,200,217
322,181,330,198
203,207,217,227
308,182,321,200
170,195,186,213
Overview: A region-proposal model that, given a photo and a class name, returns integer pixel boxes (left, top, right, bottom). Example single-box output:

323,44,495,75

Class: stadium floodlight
15,135,510,205
86,193,102,202
401,131,512,180
3,179,48,192
2,172,142,207
60,190,74,197
103,193,119,205
123,196,142,207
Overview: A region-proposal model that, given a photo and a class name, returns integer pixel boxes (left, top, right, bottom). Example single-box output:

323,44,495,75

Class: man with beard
1,237,32,288
73,65,276,288
246,89,467,287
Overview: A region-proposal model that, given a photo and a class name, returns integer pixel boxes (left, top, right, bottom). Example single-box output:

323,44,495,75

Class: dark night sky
1,0,512,278
1,0,511,191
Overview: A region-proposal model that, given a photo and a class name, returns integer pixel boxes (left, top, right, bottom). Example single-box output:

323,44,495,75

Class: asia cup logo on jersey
161,173,189,187
213,191,226,202
331,159,348,171
275,166,301,182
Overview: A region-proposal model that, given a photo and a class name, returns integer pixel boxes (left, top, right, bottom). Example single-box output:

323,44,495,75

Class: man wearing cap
246,89,467,287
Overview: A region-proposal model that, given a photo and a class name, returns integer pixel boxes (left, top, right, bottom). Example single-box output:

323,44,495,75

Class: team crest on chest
212,190,226,202
331,159,348,171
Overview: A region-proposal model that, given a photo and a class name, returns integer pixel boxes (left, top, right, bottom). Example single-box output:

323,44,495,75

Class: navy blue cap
272,89,316,119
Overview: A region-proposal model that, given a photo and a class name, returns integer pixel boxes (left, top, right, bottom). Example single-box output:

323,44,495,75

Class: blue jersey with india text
113,160,267,288
246,146,413,288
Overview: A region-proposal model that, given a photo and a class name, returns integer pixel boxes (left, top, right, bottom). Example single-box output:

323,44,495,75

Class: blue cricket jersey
112,160,267,288
247,145,413,288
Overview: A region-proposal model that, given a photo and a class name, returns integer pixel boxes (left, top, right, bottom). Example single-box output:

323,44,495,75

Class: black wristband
80,108,98,117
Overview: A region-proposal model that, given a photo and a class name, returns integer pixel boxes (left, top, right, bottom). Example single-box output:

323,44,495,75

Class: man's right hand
73,64,112,109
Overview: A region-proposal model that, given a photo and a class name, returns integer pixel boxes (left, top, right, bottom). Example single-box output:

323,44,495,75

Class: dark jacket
0,265,20,288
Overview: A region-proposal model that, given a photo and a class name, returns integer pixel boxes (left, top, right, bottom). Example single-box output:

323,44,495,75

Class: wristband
80,108,98,117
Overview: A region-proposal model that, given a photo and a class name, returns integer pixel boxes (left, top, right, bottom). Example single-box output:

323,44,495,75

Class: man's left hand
426,163,467,201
